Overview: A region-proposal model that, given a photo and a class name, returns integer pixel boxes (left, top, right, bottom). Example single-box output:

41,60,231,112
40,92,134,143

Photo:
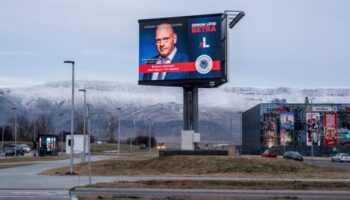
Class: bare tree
35,114,54,135
104,115,117,143
0,125,13,141
75,118,84,135
17,115,31,141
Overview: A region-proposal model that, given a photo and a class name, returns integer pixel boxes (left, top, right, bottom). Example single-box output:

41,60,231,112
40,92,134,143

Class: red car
261,149,278,158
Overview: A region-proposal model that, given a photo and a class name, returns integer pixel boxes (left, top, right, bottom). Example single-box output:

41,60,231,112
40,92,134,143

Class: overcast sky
0,0,349,88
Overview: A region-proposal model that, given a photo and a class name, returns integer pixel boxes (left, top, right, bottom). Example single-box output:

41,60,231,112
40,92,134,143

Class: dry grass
40,156,350,179
0,155,70,164
85,180,350,190
79,196,349,200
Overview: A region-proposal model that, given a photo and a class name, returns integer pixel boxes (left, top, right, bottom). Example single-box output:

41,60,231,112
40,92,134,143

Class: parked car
261,149,278,158
331,153,350,163
18,144,30,153
283,151,303,161
4,144,25,156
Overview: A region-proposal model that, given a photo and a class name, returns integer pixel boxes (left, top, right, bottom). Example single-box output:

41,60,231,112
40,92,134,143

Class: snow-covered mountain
1,80,350,145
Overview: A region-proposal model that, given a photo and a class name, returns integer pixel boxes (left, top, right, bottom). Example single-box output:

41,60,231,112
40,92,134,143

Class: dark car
4,144,25,156
283,151,303,161
261,149,278,158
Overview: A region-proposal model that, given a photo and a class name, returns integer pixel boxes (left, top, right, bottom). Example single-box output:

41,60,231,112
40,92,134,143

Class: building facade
242,103,350,156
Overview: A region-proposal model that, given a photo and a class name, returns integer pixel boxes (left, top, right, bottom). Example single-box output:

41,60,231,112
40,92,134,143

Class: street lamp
2,118,4,150
116,107,122,156
229,115,233,146
58,113,64,153
87,104,92,184
64,60,75,174
11,108,17,158
148,118,152,156
131,119,136,152
79,89,87,163
309,97,315,157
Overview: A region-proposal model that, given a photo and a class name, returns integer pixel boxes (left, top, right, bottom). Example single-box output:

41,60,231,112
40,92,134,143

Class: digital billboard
306,113,321,146
280,113,294,146
138,13,227,87
324,112,337,146
263,113,277,147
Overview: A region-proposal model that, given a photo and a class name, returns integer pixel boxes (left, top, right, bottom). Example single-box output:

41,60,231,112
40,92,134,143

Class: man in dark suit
142,23,189,81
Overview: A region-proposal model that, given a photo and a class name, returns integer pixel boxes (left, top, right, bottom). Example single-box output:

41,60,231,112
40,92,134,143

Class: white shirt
151,48,177,80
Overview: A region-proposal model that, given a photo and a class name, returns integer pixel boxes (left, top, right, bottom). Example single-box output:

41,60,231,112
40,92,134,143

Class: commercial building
242,102,350,156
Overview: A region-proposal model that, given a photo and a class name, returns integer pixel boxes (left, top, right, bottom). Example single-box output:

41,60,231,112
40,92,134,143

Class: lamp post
87,104,92,184
64,60,75,174
58,113,64,153
2,120,4,150
131,119,136,152
11,108,17,158
229,115,233,146
309,98,315,157
148,118,152,156
33,118,36,143
79,89,87,163
116,107,122,156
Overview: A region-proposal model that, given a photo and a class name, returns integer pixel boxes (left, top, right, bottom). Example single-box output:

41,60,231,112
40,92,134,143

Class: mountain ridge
1,80,350,145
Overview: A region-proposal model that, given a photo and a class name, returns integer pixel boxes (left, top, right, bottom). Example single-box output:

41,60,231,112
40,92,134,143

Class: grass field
84,179,350,190
41,155,350,179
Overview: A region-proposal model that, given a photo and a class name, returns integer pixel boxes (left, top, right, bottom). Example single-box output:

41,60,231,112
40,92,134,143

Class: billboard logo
195,55,212,74
199,37,210,48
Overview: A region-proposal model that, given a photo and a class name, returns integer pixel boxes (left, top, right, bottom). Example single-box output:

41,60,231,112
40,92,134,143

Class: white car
340,154,350,162
331,153,350,162
19,144,31,153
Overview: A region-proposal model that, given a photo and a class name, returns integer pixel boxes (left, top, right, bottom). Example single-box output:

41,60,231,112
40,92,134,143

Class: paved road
0,156,119,189
70,188,350,199
0,189,68,200
0,156,115,199
305,158,350,170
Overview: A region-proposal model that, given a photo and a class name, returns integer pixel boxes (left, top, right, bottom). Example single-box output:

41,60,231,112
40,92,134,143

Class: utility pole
79,89,87,163
64,60,75,174
11,108,17,158
148,119,152,156
116,108,122,156
87,104,92,184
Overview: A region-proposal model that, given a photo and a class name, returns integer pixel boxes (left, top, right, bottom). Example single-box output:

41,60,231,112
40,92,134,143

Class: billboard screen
263,113,277,147
324,112,337,146
280,113,294,146
306,113,321,146
138,13,227,87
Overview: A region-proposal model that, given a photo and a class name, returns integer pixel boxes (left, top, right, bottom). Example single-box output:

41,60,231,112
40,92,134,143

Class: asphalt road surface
305,157,350,170
70,188,350,199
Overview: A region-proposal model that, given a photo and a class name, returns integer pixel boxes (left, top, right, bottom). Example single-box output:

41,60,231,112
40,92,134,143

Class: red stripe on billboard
139,61,221,73
324,112,337,146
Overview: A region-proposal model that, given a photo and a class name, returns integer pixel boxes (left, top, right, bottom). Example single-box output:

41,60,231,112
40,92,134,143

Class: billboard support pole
183,87,199,149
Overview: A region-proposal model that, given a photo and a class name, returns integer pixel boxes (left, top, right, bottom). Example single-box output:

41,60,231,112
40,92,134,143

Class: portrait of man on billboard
142,23,189,81
138,14,224,86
